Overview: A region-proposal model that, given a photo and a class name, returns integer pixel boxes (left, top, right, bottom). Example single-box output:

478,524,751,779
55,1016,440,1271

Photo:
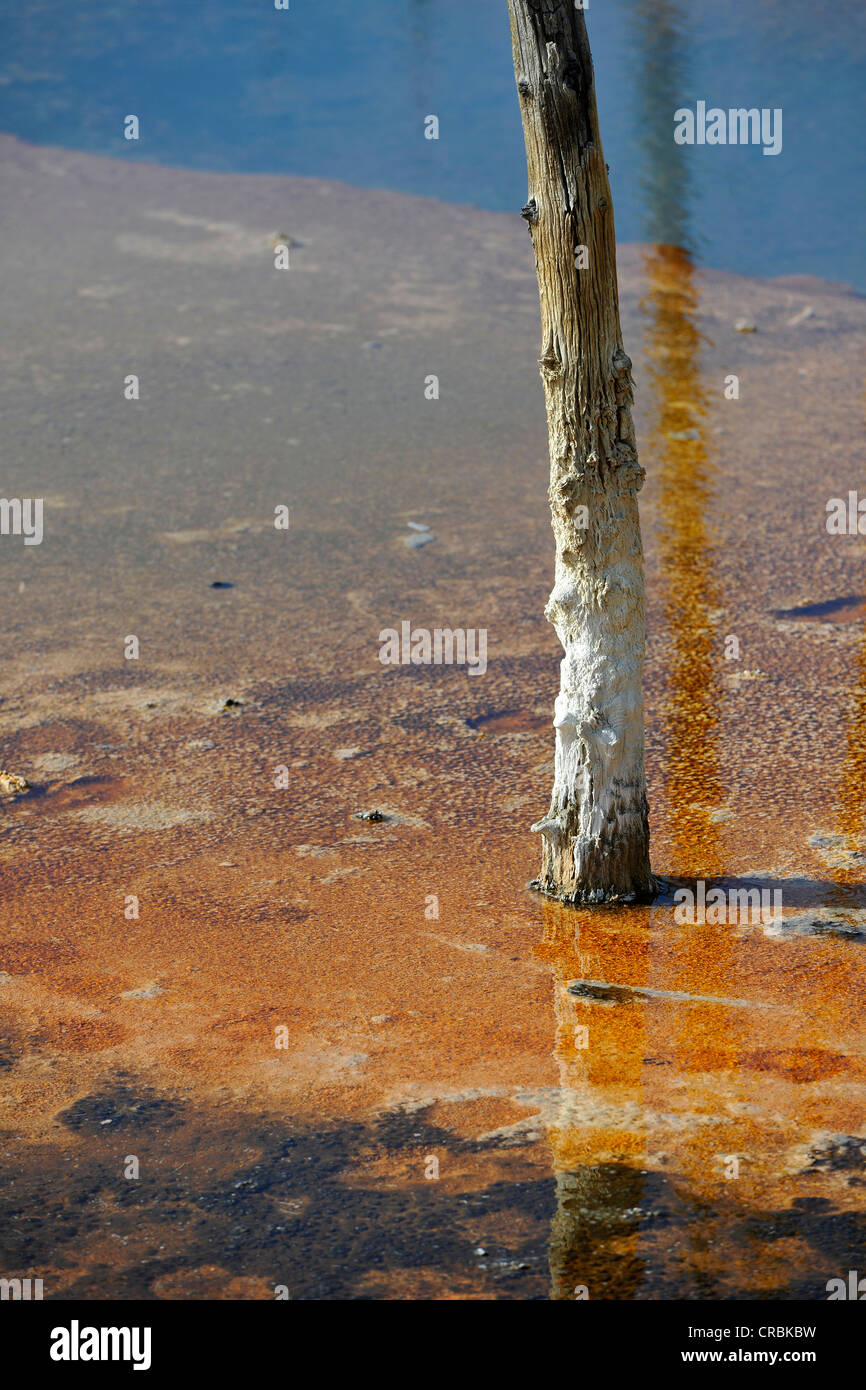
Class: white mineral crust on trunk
510,0,654,902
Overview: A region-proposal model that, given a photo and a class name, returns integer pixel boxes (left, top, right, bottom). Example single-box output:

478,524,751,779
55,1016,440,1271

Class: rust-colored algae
1,140,866,1300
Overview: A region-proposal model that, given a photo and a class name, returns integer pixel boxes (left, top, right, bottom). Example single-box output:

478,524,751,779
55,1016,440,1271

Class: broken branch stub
508,0,653,903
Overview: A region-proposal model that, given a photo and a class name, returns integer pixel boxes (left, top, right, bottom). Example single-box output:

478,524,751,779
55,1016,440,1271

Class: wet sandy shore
1,136,865,1299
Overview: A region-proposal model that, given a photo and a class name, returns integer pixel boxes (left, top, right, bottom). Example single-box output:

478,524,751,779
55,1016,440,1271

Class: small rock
210,581,233,589
406,522,431,532
474,1247,487,1257
217,697,243,710
362,340,383,350
667,428,700,441
405,532,436,549
334,747,362,761
355,809,387,822
807,1134,866,1172
370,1015,391,1025
788,305,815,327
766,911,866,942
735,318,757,333
0,772,31,796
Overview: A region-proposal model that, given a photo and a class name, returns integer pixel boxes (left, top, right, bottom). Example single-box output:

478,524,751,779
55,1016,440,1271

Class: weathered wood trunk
508,0,653,902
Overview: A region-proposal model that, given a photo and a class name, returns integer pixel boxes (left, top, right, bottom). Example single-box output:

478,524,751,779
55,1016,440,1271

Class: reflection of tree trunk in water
838,634,866,851
825,375,866,909
408,0,433,116
636,0,737,1114
549,1167,645,1301
637,28,858,1283
636,0,746,1297
634,0,693,255
634,0,723,878
508,0,653,904
537,901,647,1300
643,247,724,878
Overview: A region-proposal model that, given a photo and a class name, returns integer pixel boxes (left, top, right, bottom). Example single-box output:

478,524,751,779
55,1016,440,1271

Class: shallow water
1,134,865,1297
0,0,864,286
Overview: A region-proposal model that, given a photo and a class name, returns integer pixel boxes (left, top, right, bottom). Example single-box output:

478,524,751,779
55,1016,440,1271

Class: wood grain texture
509,0,653,901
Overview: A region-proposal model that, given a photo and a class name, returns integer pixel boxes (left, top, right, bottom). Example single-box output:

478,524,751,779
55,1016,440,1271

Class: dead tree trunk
508,0,654,902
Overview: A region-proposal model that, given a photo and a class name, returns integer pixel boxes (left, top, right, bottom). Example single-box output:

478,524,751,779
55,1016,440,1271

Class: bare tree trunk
508,0,654,903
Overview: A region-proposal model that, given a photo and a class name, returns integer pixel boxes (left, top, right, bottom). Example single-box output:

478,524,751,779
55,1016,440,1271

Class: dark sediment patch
58,1086,184,1134
774,595,865,622
3,1083,863,1300
4,1086,553,1300
466,710,550,735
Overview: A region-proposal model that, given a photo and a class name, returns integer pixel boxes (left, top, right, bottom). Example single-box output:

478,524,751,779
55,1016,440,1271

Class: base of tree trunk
528,827,658,905
508,0,655,906
529,876,658,907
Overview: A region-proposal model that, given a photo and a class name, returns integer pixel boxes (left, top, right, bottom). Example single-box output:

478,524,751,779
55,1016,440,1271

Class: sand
1,135,866,1299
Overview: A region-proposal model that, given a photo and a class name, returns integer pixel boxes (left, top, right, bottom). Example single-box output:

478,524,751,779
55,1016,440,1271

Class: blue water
1,0,864,288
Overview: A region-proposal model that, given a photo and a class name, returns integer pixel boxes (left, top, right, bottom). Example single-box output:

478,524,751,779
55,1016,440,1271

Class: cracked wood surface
509,0,653,902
